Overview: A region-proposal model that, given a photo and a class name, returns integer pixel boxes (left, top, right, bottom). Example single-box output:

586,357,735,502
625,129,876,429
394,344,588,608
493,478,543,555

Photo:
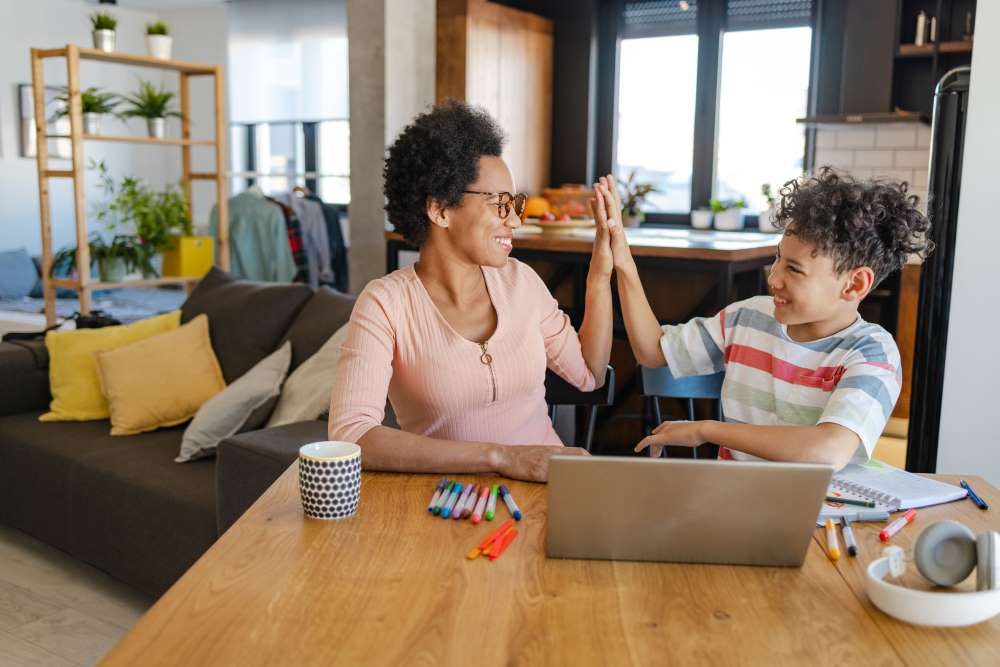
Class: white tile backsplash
911,168,929,189
814,149,854,169
895,149,930,168
876,125,917,148
854,150,895,167
871,168,914,182
813,123,932,186
835,128,877,149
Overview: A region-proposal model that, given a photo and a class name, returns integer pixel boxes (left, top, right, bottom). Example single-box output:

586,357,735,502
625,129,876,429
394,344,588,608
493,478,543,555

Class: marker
453,484,474,520
499,485,522,521
841,517,858,557
433,481,454,515
488,528,518,561
428,478,449,513
441,482,463,519
825,495,876,508
960,480,989,510
471,486,490,524
854,510,891,522
485,484,499,521
459,484,478,519
825,518,840,561
879,509,917,542
466,518,515,560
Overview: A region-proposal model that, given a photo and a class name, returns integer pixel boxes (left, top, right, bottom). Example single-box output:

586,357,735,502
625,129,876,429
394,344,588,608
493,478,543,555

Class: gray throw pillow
176,341,292,463
0,248,38,299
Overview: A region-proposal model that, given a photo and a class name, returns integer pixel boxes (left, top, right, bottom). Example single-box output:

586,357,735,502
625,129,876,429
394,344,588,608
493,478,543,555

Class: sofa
0,267,354,597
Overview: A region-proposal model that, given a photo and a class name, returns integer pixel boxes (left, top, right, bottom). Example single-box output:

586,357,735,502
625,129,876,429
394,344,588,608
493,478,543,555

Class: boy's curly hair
773,167,933,286
383,100,505,247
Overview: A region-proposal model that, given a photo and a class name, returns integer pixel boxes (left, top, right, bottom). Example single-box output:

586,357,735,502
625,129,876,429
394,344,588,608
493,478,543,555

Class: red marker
879,509,917,542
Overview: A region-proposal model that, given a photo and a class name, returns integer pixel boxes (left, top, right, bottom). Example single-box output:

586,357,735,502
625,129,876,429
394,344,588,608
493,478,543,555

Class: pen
441,482,463,519
960,480,989,510
471,486,490,524
434,481,455,515
428,478,449,513
825,518,840,561
499,485,522,521
841,517,858,557
453,484,474,520
485,484,499,521
459,484,478,519
825,495,876,508
879,509,917,542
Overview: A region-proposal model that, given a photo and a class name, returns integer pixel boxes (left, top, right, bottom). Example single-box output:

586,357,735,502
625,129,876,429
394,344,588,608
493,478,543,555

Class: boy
590,168,932,469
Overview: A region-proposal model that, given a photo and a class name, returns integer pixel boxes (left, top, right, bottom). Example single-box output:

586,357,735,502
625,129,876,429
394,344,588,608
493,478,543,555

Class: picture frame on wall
18,83,71,159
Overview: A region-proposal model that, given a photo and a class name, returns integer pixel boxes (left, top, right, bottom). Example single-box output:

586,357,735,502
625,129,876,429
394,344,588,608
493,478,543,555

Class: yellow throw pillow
40,310,181,422
94,314,226,436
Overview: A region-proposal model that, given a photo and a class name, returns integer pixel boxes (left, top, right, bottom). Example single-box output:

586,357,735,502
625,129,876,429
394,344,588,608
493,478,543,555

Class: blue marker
499,485,522,521
961,479,990,510
441,482,463,519
428,478,449,514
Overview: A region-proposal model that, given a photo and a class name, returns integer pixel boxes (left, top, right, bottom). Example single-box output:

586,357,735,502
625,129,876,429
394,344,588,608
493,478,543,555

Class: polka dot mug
298,441,361,520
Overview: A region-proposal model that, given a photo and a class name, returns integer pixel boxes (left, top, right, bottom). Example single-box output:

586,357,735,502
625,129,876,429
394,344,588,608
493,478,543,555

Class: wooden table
101,468,1000,665
386,226,780,317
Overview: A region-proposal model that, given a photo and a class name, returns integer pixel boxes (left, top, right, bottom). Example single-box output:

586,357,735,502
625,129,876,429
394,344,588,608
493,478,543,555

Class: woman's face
440,156,523,268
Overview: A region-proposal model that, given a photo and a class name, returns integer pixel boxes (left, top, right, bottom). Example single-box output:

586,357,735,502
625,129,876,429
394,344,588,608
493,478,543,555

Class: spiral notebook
818,459,967,521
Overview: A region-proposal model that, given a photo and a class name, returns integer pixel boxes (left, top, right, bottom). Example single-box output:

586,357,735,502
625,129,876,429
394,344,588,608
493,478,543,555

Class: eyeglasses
463,191,527,221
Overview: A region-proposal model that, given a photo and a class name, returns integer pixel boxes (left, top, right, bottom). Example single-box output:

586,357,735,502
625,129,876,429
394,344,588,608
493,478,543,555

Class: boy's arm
593,176,667,368
635,420,861,470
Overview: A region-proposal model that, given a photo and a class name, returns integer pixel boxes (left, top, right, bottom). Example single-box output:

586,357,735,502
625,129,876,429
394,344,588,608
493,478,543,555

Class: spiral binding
830,478,901,510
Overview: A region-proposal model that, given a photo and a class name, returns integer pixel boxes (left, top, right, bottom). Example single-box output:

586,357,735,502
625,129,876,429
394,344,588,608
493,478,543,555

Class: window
613,0,814,223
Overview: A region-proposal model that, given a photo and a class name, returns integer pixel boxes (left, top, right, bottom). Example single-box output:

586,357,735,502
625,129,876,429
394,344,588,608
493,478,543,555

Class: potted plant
710,197,748,230
691,208,713,229
759,183,780,233
90,11,117,52
51,87,119,135
120,79,183,139
93,160,193,276
51,233,146,283
616,169,660,227
145,21,172,60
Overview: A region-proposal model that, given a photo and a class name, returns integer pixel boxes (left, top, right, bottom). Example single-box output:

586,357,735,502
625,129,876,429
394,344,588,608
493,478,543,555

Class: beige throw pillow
266,325,348,427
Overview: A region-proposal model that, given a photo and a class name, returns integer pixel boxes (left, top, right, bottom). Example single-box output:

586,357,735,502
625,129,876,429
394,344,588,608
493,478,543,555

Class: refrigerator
906,66,971,473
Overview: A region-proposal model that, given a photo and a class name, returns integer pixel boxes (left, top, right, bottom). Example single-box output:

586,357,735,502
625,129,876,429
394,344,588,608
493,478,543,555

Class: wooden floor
0,525,151,667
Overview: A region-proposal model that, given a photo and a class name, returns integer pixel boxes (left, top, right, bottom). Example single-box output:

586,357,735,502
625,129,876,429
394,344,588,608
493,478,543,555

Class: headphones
866,520,1000,627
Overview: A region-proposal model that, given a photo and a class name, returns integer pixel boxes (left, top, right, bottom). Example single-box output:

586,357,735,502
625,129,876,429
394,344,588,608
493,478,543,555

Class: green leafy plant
91,160,193,276
90,11,117,31
710,197,747,213
50,87,119,120
617,169,660,217
146,20,169,36
51,233,147,278
761,183,777,207
119,79,183,120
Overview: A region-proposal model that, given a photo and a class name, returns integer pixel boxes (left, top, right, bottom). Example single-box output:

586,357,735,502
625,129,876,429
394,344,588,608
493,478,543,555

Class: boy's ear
426,197,449,230
842,266,875,302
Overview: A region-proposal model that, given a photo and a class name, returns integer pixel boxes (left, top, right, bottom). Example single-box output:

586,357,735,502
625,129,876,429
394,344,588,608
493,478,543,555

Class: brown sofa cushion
180,266,313,383
280,286,356,371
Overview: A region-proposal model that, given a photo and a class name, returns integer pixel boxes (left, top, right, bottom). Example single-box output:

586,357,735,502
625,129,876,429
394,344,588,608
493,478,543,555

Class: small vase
758,206,780,233
83,112,101,135
691,209,713,230
147,117,166,139
146,34,172,60
92,29,116,52
714,209,746,231
98,257,127,283
623,211,643,228
143,254,164,278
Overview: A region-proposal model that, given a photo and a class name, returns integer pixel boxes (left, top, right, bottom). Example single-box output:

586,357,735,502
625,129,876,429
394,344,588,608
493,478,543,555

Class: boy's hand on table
491,444,590,483
634,420,710,458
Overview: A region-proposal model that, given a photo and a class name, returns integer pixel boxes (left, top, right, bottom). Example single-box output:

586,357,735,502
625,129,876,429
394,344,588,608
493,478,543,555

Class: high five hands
590,174,634,274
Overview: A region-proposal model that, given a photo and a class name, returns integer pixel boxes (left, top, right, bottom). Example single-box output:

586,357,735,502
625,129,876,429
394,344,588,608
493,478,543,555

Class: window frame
601,0,820,228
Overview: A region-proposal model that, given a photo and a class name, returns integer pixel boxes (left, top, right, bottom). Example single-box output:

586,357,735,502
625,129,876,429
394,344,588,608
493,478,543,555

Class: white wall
0,0,228,256
936,2,1000,486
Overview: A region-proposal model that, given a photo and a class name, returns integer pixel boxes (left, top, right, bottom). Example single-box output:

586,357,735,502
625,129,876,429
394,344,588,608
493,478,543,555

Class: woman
328,101,616,482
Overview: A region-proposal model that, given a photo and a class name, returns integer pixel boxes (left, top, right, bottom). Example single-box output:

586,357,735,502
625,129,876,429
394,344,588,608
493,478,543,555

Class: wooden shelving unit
30,43,229,326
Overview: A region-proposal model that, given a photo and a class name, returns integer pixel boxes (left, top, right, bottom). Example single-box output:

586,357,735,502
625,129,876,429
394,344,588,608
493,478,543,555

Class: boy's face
767,232,862,328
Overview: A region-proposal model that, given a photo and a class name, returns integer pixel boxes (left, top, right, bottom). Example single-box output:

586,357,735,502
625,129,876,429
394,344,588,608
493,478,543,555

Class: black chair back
544,365,615,452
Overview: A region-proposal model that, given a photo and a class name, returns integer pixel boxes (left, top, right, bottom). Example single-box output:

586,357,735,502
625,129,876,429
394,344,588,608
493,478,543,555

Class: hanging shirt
209,192,296,283
276,194,334,288
265,196,308,283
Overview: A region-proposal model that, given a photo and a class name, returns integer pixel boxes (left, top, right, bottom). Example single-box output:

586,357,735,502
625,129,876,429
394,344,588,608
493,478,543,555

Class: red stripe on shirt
724,343,847,391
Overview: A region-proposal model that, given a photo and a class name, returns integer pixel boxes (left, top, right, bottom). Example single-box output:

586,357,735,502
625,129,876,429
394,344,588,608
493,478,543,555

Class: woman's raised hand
592,175,634,272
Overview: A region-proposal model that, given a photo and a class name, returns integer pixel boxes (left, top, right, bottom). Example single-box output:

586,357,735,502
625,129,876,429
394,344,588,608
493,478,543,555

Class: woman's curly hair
774,167,934,285
383,100,505,247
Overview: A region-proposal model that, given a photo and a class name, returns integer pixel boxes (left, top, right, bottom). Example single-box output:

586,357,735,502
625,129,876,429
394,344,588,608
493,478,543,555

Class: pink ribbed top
328,259,597,446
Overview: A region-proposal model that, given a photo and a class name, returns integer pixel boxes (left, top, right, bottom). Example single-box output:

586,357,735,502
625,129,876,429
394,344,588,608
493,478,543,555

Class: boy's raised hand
589,186,614,280
594,175,634,272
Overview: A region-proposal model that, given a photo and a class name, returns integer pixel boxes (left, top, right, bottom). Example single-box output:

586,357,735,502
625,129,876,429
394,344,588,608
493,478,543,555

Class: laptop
546,456,833,567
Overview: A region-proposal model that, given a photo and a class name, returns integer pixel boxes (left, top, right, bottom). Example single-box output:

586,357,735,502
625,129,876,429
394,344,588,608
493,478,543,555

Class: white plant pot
146,34,172,60
83,112,101,135
623,212,643,228
147,117,166,139
758,206,780,233
92,29,116,52
714,209,746,231
691,210,713,229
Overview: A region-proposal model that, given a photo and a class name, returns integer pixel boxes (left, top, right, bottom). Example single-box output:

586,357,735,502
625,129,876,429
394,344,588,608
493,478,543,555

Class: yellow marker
825,518,841,561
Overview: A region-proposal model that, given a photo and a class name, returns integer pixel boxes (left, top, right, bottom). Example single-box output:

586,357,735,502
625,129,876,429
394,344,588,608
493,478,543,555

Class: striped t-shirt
659,296,901,465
